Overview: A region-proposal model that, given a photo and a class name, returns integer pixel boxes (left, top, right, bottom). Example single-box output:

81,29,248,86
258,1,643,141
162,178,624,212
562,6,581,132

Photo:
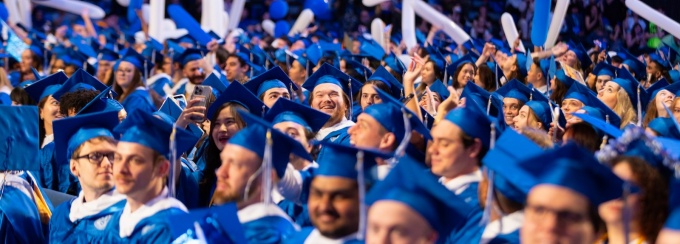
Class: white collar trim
118,187,188,237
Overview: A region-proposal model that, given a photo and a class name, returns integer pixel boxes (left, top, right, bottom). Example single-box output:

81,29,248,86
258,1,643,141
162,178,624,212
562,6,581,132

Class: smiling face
427,120,481,179
311,83,348,126
212,105,245,151
308,176,360,239
115,61,136,89
655,89,675,116
502,97,522,126
347,113,393,150
597,81,620,109
212,143,261,205
561,50,579,69
457,63,475,87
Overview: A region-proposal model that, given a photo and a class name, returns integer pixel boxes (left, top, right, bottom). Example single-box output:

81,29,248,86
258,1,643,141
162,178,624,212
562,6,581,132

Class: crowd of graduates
2,0,680,244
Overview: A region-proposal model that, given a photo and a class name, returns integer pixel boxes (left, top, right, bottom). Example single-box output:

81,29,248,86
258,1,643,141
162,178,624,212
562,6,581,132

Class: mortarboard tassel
553,106,561,143
168,123,178,197
600,115,610,150
530,88,534,101
143,60,149,85
388,108,413,167
443,60,449,84
261,105,266,118
348,78,354,120
425,86,437,116
480,168,495,225
261,129,274,207
486,94,493,115
355,150,366,240
636,85,642,127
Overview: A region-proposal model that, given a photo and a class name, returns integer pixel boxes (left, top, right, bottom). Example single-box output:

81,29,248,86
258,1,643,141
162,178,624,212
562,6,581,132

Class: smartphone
189,85,212,123
173,94,187,110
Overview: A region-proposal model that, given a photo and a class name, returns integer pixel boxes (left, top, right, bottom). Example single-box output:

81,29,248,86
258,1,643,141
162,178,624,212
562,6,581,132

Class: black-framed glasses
75,152,115,165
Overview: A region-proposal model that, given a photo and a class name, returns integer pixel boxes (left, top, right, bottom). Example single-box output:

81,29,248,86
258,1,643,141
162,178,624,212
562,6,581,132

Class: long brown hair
642,97,659,128
549,77,569,106
607,156,669,244
113,68,144,103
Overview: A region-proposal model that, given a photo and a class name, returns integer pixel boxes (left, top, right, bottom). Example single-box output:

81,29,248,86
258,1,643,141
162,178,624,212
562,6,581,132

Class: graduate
244,66,298,107
0,106,54,243
494,79,532,128
208,111,311,243
112,49,156,115
225,52,252,84
286,142,392,243
49,111,126,243
519,143,632,244
174,49,208,98
356,66,404,112
429,104,500,208
366,155,482,244
103,110,200,242
52,69,108,117
24,71,69,191
77,86,128,122
302,63,362,162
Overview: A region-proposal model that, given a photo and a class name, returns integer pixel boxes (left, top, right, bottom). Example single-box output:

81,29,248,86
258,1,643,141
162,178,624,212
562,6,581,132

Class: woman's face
512,105,534,130
503,97,522,126
457,63,475,87
51,59,66,74
597,81,620,109
20,50,34,73
419,91,441,110
289,61,306,85
212,107,243,151
40,95,63,130
561,50,579,68
674,99,680,122
561,99,584,120
115,61,136,89
655,89,675,114
421,62,437,85
598,162,640,224
502,54,517,73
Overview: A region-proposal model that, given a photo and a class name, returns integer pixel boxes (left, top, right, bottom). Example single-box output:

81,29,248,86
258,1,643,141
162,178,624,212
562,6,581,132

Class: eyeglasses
74,152,115,165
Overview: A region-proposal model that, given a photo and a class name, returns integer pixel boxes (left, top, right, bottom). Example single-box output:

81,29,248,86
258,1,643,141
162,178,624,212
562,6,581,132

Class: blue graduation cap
563,82,597,105
555,69,578,88
302,63,362,97
77,86,123,115
366,87,432,142
663,80,680,96
648,117,680,139
98,47,120,61
359,39,386,62
305,44,323,65
649,53,671,70
0,106,40,171
231,110,312,178
444,105,499,149
592,62,617,78
207,81,266,119
202,73,229,97
167,4,213,47
167,41,187,62
573,112,623,138
525,101,552,131
367,66,403,99
643,79,670,109
445,54,476,82
384,52,406,75
428,79,450,101
460,82,504,120
169,203,247,243
243,66,297,98
114,110,200,159
567,41,592,68
176,48,205,67
495,79,532,104
482,129,544,204
70,36,98,59
521,142,634,206
120,49,152,74
315,142,393,180
52,69,107,101
366,155,473,241
24,71,69,102
345,58,373,81
53,111,120,166
264,98,330,133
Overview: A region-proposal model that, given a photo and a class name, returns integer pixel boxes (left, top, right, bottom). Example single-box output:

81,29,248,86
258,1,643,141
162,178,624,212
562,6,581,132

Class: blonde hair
613,88,637,128
519,127,554,148
0,68,12,90
525,108,543,130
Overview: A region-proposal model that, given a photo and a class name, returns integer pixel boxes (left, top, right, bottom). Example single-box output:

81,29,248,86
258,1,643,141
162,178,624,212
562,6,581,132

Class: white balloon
142,4,150,22
626,0,680,40
18,0,31,28
202,0,226,38
148,0,165,41
371,18,386,52
162,29,188,41
544,0,569,49
401,0,417,49
33,0,106,19
288,9,315,36
501,13,526,53
262,19,275,36
116,0,130,7
5,0,21,25
228,0,246,31
362,0,389,7
409,0,470,45
222,11,230,36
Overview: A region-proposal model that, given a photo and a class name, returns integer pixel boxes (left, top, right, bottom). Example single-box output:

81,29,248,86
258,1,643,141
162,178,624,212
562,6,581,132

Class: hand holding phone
189,85,213,122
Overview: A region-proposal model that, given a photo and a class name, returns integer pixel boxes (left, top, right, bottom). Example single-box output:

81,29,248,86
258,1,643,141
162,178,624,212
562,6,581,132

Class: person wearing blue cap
77,86,128,121
0,106,54,243
641,82,676,127
225,52,252,84
96,47,120,84
513,100,552,132
429,105,499,208
210,111,310,243
366,154,482,244
24,72,69,191
288,142,392,243
19,44,45,82
357,66,404,112
519,143,631,244
174,48,208,98
590,62,617,93
192,82,265,207
495,79,532,128
415,55,447,95
549,69,580,106
145,48,174,106
526,59,550,96
104,110,199,242
112,49,156,115
244,66,297,107
597,77,639,127
302,63,362,161
49,111,126,243
647,53,672,85
52,69,108,115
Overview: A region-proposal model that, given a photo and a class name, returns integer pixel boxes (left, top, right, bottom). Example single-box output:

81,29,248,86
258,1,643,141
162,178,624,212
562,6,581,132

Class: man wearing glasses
50,111,126,242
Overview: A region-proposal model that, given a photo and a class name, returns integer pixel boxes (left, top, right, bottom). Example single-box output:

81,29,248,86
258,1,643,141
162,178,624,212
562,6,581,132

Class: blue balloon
0,3,7,23
275,21,290,38
269,0,289,20
304,0,331,21
531,0,552,47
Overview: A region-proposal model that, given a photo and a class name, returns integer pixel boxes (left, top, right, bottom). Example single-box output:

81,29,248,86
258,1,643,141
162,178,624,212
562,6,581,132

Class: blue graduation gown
49,199,126,243
39,141,79,194
121,89,156,115
0,186,46,243
445,207,484,243
315,129,351,166
33,141,55,190
237,203,299,243
285,227,363,244
457,182,480,210
104,208,187,243
175,158,201,209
